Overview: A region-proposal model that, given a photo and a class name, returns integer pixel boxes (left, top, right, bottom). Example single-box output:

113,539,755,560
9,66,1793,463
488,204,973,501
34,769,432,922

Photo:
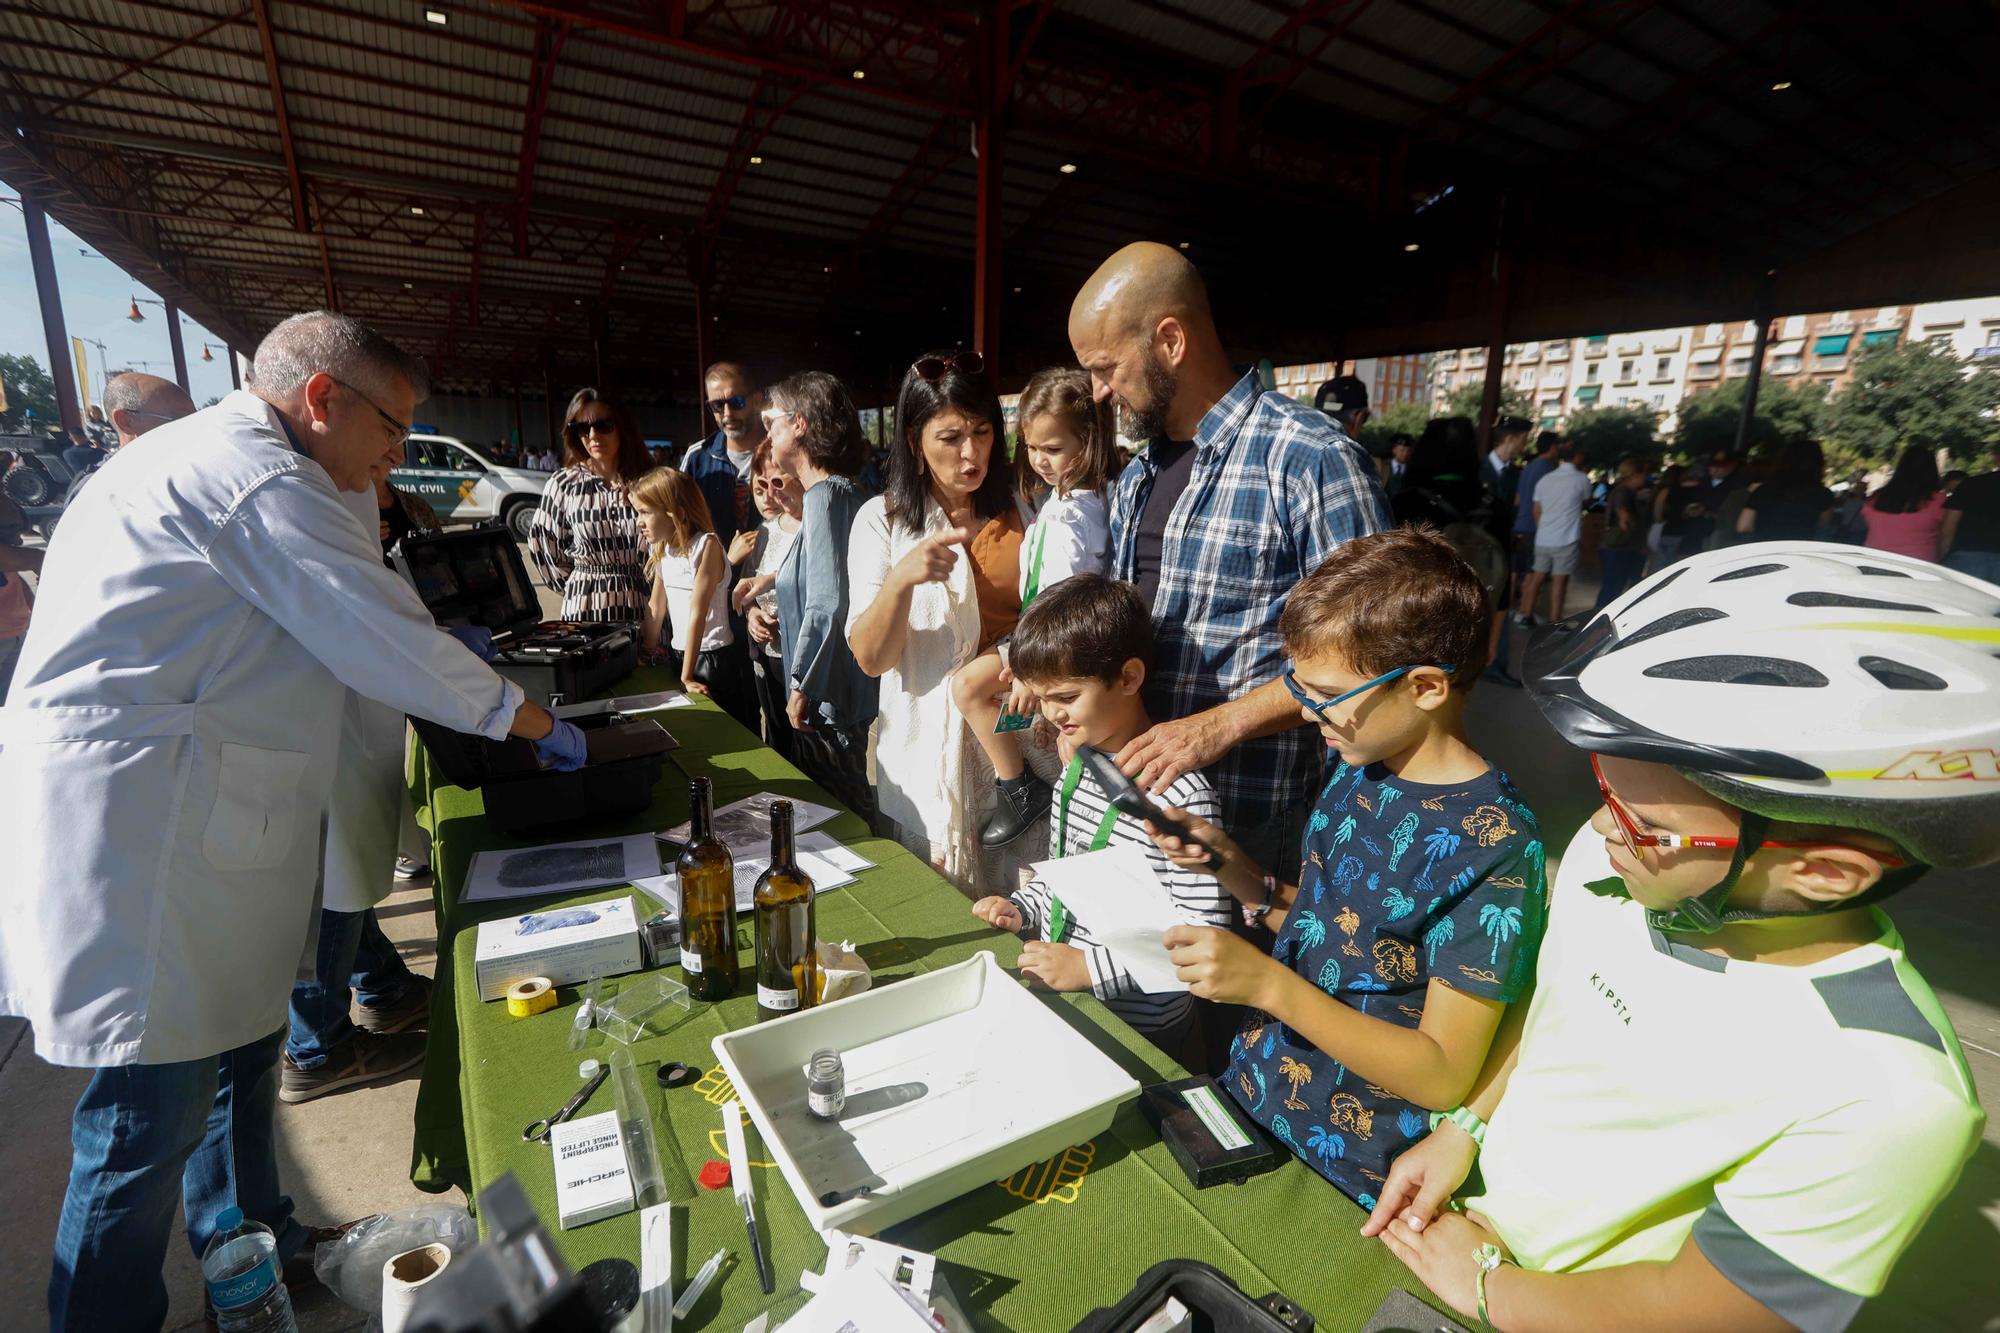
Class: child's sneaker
981,773,1051,846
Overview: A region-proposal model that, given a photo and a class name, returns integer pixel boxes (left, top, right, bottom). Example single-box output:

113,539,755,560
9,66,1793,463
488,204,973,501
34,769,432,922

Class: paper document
634,832,860,915
1029,845,1187,994
462,833,661,905
660,791,841,852
552,689,692,720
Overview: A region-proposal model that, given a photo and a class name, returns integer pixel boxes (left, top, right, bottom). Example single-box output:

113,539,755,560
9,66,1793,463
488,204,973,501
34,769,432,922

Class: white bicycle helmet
1525,541,2000,871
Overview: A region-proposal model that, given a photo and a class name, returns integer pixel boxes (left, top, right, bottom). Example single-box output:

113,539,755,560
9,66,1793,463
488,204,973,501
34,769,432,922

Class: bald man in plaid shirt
1069,243,1391,875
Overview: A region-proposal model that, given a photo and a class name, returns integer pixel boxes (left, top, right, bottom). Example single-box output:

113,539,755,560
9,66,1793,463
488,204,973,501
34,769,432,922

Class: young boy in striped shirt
971,574,1231,1053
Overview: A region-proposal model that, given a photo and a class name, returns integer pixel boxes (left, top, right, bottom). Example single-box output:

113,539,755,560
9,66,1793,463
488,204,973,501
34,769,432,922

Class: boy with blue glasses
1150,527,1547,1208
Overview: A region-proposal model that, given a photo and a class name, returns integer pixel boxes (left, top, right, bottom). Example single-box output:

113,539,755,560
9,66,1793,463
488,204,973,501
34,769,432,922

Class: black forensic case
394,523,670,834
414,711,678,834
1075,1259,1314,1333
393,523,637,707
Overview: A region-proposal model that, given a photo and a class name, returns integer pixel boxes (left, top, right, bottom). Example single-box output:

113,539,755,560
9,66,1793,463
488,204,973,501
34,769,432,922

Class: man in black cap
1315,374,1370,441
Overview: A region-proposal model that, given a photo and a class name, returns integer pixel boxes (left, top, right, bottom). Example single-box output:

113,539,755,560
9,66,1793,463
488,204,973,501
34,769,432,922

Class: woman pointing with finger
847,350,1026,885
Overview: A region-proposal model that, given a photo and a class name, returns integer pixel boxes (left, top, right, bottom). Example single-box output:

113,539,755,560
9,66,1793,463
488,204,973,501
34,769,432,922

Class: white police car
391,433,547,541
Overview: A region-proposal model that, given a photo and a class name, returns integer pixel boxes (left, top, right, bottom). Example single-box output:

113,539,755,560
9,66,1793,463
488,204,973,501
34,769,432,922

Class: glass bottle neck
769,804,795,867
689,781,713,839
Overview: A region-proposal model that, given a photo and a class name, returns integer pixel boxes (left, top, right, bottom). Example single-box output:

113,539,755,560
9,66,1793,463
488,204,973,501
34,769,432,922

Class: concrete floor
1,569,1996,1329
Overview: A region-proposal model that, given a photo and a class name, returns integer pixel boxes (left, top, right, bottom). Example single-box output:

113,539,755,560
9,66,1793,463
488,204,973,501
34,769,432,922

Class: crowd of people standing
3,240,1998,1333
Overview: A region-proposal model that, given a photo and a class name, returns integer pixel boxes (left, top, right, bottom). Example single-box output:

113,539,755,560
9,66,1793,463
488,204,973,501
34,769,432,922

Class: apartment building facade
1424,295,2000,435
1271,353,1431,413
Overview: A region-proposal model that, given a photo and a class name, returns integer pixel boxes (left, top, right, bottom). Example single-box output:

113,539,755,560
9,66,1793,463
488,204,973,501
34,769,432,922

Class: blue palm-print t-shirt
1224,760,1546,1209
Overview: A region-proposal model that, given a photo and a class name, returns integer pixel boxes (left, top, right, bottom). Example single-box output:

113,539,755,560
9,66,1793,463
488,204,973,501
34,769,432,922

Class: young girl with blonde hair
630,467,754,726
958,365,1117,847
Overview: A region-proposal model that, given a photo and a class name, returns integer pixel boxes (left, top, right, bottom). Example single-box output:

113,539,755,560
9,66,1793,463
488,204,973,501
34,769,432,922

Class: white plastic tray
711,951,1140,1235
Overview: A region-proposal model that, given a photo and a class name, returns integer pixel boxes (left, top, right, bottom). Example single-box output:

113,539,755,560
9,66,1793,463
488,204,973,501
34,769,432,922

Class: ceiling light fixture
424,9,447,24
410,205,424,215
749,154,764,165
1178,241,1189,250
1059,162,1078,174
1770,80,1792,91
1403,242,1420,252
851,69,865,80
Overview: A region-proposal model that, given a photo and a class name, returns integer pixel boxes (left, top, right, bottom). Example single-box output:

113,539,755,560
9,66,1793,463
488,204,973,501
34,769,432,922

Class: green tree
1442,380,1531,427
1356,398,1429,455
1673,377,1828,460
1823,340,2000,465
1564,404,1659,470
0,353,59,432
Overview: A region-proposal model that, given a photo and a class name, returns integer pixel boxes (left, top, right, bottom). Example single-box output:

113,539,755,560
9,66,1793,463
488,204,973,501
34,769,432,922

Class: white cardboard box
550,1111,634,1229
473,895,644,1001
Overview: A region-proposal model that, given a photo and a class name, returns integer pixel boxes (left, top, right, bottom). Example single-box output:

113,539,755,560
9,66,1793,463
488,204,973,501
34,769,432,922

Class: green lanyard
1056,752,1120,855
1021,521,1050,608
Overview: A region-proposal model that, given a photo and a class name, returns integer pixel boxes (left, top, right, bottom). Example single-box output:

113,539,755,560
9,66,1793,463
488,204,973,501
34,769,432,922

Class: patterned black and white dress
526,466,648,623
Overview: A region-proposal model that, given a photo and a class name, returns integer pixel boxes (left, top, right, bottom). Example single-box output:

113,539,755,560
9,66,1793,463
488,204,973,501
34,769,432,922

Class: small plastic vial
805,1048,846,1120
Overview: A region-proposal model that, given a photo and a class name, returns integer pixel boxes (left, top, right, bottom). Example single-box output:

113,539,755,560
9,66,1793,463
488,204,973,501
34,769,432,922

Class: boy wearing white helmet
1362,542,1991,1332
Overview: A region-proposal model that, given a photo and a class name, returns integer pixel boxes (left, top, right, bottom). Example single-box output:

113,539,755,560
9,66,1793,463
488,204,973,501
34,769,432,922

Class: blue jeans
1594,545,1645,610
50,1028,301,1332
1944,549,2000,585
285,907,416,1070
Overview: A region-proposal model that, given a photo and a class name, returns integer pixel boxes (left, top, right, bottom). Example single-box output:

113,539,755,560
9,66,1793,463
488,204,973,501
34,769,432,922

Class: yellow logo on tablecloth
697,1067,776,1168
996,1140,1096,1205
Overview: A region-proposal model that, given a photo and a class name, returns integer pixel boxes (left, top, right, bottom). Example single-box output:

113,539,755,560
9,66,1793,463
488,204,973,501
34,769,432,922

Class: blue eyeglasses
1283,661,1457,723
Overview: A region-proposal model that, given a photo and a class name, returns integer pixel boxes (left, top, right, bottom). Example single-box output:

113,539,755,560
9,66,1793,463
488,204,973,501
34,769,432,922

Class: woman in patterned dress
527,388,653,623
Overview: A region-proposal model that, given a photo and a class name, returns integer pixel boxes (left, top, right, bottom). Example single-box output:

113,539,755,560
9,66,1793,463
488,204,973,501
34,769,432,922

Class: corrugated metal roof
5,0,1996,392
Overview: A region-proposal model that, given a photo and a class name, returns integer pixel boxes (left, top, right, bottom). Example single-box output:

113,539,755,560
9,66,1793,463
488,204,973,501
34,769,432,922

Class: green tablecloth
408,669,1448,1330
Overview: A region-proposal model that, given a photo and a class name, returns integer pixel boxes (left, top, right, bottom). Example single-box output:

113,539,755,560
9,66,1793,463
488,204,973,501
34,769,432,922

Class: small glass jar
805,1048,846,1120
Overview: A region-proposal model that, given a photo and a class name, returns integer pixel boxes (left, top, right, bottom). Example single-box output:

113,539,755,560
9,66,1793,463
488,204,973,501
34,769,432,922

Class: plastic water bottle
201,1207,298,1333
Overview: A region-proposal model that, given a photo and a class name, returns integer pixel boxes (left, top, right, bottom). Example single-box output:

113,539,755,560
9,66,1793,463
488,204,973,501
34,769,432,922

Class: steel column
249,0,309,231
22,194,85,438
692,266,714,447
1477,262,1514,453
229,346,242,389
1733,284,1774,458
165,299,191,393
971,11,1007,363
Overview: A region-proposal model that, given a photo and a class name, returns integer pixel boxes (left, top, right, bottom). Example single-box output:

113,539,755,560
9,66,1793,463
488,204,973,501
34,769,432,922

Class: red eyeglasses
1589,753,1904,866
912,351,983,382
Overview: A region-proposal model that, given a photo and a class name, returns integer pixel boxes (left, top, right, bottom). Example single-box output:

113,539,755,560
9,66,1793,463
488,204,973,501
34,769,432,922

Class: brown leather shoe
280,1030,426,1104
353,974,433,1034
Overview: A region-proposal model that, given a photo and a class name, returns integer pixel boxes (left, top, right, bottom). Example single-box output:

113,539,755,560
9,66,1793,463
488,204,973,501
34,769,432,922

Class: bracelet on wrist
1429,1104,1488,1147
1242,872,1277,927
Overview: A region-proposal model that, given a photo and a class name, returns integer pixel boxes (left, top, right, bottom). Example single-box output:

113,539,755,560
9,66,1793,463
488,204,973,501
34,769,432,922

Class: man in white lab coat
0,311,588,1331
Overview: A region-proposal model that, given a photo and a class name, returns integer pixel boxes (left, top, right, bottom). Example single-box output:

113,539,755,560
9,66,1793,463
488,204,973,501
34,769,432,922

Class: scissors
522,1064,611,1144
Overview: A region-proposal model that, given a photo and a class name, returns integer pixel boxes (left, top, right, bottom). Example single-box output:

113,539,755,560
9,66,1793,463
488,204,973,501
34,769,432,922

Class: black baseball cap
1315,375,1368,415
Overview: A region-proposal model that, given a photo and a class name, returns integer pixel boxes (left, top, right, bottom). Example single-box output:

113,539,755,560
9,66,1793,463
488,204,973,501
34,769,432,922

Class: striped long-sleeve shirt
1011,765,1232,1040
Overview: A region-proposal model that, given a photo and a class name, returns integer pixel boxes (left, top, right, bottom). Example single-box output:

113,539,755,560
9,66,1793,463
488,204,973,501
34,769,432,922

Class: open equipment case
395,524,676,834
393,523,637,707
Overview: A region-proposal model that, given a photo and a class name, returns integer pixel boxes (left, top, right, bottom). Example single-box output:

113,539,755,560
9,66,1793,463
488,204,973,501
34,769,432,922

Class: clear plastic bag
817,939,872,1005
312,1204,478,1319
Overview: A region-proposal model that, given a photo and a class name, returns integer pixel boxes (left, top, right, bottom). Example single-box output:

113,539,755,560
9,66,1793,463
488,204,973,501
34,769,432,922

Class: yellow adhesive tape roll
505,976,557,1017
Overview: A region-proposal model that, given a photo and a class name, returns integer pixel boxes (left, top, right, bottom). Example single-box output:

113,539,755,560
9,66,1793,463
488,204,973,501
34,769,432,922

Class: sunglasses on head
707,393,748,414
566,416,617,438
912,351,984,382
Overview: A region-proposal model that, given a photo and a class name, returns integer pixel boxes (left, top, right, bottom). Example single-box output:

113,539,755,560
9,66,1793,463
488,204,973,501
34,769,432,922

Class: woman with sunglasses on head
729,440,805,761
766,372,880,823
527,388,654,624
848,350,1029,884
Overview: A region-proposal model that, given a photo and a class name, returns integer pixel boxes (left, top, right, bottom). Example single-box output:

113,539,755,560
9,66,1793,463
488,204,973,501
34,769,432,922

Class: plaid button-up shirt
1111,372,1391,839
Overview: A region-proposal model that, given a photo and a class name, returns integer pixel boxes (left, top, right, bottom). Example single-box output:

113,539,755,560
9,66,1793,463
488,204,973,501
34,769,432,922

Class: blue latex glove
446,624,498,661
531,718,589,772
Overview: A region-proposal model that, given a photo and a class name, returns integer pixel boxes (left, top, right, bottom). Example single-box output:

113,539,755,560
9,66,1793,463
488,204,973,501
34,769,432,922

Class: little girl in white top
953,366,1117,848
631,468,746,719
